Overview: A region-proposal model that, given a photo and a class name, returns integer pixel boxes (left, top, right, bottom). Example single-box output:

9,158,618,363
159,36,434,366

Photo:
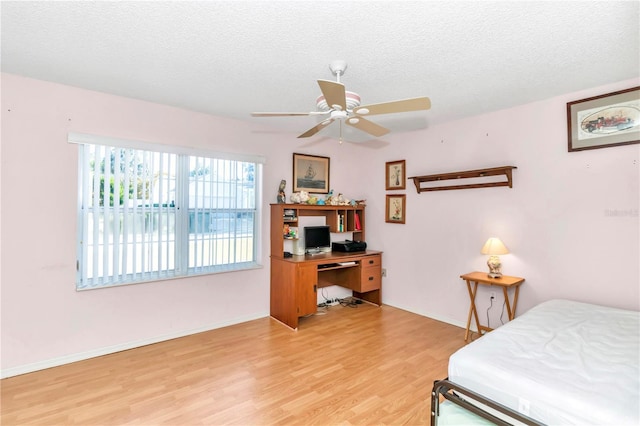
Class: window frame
71,133,264,290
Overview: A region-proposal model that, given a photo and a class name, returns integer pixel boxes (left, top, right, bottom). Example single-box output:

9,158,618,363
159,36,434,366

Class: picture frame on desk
293,153,330,193
385,194,406,224
567,86,640,152
385,160,406,190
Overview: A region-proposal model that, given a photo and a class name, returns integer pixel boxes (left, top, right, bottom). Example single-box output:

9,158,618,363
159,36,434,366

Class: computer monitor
304,225,331,254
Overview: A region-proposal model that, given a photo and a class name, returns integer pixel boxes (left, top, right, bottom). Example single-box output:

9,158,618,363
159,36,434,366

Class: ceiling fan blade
297,118,335,138
251,112,311,117
353,97,431,116
345,116,390,137
317,80,346,111
251,111,329,117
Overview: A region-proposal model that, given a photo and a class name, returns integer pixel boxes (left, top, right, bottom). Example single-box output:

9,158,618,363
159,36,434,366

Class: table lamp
481,237,509,278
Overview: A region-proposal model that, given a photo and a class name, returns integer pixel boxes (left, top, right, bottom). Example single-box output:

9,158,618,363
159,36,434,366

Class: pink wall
1,73,638,377
365,79,639,327
0,73,372,377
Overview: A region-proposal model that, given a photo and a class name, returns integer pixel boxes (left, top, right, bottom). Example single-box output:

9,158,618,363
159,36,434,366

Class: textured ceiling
1,1,639,143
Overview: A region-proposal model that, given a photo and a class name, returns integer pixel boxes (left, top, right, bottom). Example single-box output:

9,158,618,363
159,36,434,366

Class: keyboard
318,263,339,269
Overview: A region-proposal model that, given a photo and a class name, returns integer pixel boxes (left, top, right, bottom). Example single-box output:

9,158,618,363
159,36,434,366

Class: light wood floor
1,303,467,425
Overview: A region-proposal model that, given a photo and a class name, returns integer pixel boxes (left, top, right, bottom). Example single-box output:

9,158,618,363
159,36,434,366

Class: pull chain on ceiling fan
251,61,431,141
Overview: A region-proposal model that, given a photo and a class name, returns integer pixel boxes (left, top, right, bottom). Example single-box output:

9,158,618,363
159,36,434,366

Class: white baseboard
382,300,470,331
1,311,269,379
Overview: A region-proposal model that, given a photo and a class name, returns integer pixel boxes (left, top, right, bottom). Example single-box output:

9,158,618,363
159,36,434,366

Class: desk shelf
271,204,366,259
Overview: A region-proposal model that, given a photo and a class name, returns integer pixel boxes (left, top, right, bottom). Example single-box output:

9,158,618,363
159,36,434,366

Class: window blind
74,134,261,290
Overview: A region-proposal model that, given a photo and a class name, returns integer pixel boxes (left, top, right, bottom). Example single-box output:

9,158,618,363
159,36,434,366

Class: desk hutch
270,204,382,329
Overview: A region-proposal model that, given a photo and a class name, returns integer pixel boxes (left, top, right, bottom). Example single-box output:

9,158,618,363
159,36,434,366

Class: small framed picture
385,160,406,190
385,194,406,224
293,153,330,193
567,86,640,152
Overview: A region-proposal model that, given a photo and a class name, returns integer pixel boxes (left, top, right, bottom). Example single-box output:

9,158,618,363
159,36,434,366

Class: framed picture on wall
567,86,640,152
385,194,406,224
293,153,330,193
385,160,406,190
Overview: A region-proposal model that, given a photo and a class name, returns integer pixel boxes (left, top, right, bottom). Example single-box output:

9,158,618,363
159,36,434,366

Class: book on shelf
283,209,297,221
354,212,361,230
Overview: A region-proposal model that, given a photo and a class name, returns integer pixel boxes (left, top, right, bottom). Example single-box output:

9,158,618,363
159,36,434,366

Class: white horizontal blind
76,139,259,290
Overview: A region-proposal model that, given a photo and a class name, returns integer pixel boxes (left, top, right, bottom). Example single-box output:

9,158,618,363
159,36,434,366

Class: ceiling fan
251,60,431,141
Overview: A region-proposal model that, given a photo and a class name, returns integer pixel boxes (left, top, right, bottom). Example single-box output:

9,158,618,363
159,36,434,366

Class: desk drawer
361,255,381,268
360,266,381,292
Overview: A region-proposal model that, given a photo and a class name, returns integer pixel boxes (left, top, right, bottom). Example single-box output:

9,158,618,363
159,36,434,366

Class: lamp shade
481,237,509,255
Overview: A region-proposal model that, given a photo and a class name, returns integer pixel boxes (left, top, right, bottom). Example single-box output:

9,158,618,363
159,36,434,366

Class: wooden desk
460,271,525,341
271,250,382,330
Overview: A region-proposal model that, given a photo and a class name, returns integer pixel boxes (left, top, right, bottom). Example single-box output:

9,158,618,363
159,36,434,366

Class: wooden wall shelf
409,166,517,193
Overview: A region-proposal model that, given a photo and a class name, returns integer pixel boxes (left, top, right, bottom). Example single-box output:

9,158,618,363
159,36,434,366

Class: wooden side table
460,271,525,341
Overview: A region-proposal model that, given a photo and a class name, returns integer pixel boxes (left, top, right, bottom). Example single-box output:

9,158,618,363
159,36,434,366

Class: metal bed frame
431,378,544,426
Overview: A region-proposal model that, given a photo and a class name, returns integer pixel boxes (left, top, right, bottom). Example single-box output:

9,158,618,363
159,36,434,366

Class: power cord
339,297,360,308
486,296,494,329
321,288,331,305
317,296,362,309
317,288,332,308
486,296,507,327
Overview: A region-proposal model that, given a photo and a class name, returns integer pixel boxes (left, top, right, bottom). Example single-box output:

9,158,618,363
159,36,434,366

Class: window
73,134,262,290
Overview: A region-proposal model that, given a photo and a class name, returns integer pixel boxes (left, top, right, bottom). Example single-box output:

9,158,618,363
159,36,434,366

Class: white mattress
448,299,640,425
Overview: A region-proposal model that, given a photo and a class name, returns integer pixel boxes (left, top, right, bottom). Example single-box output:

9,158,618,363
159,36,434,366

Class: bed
431,299,640,425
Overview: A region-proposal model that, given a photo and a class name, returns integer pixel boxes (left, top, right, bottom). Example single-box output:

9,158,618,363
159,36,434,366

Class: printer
332,240,367,252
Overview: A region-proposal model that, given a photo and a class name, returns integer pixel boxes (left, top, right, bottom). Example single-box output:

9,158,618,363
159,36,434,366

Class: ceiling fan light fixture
316,91,361,112
252,61,431,141
330,110,348,120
